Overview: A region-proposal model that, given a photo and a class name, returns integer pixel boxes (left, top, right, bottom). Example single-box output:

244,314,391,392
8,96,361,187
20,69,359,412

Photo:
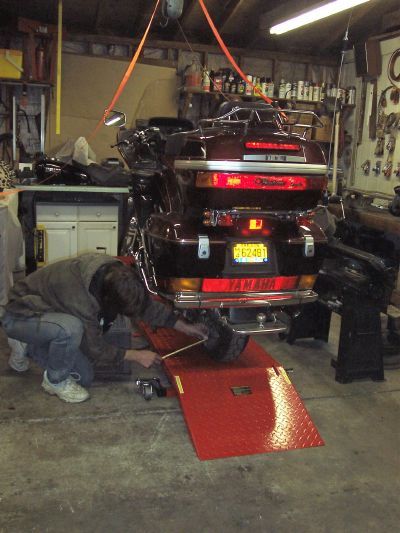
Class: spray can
347,86,356,105
267,80,274,98
331,84,337,98
304,81,310,101
261,77,268,96
245,75,253,96
297,80,305,100
214,72,223,92
320,82,326,101
278,79,286,99
312,84,321,101
285,82,292,99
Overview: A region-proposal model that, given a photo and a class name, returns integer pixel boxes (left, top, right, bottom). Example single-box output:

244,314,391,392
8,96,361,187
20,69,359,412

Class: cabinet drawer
36,204,78,221
78,205,119,221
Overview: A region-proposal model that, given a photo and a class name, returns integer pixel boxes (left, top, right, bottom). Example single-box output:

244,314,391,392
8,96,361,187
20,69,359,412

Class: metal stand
286,297,384,383
332,296,384,383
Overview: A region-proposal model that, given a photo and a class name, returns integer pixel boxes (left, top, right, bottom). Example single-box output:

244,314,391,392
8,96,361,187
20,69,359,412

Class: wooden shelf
0,78,53,88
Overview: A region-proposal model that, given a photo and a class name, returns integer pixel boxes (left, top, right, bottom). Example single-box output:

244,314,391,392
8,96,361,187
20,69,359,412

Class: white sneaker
42,371,90,403
8,338,30,372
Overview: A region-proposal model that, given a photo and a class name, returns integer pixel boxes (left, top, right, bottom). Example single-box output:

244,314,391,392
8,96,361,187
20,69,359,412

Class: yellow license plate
233,243,268,264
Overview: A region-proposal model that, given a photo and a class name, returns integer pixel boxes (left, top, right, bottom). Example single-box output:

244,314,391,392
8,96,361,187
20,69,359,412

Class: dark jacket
5,254,177,365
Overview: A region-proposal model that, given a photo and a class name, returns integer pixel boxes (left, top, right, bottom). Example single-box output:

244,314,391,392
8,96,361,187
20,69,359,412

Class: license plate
233,243,268,264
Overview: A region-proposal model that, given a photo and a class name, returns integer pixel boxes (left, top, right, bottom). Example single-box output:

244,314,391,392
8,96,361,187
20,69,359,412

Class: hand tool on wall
369,79,378,140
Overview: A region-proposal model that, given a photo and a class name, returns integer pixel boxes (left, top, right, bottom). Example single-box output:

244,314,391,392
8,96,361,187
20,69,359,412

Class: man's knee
49,315,84,345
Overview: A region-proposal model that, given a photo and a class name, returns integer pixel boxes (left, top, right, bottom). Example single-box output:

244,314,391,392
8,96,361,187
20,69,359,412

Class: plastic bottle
278,79,286,99
185,60,202,88
267,79,274,98
245,75,253,96
202,70,210,92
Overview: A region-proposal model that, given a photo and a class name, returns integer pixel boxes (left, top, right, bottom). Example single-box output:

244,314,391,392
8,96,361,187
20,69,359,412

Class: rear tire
202,311,249,362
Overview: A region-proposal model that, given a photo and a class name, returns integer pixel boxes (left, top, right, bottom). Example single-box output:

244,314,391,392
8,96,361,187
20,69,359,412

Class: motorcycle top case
165,124,328,214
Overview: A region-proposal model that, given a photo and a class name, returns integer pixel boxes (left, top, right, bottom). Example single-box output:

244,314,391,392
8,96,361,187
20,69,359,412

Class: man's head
100,262,147,319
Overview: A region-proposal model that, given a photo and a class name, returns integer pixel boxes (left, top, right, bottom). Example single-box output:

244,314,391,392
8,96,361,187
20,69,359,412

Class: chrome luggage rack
198,102,324,139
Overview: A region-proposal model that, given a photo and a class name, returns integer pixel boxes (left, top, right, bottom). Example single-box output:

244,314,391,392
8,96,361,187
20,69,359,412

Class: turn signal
249,218,263,230
298,275,317,289
165,278,202,292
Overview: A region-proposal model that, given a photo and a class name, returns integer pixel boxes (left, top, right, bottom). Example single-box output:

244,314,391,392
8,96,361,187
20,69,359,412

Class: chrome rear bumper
159,289,318,309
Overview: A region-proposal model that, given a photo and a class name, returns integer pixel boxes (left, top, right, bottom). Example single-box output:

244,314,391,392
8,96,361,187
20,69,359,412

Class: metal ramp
142,326,324,460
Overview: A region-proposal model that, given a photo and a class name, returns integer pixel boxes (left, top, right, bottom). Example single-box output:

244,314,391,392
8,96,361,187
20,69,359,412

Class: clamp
135,377,168,400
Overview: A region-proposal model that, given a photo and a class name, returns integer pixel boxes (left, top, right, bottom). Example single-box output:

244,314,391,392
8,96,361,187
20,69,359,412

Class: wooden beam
63,51,177,69
66,32,339,66
173,0,197,40
216,0,243,33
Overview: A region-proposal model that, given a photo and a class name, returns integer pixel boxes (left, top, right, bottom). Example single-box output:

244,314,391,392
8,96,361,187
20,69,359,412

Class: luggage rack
199,103,324,138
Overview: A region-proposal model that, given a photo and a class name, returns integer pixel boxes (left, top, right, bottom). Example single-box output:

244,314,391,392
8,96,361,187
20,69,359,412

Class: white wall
346,35,400,196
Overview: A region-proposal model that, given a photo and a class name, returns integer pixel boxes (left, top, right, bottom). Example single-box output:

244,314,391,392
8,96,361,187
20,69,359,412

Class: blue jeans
2,312,94,386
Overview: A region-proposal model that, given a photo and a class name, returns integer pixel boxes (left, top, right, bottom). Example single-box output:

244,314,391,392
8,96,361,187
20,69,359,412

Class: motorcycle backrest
148,117,194,137
215,100,274,118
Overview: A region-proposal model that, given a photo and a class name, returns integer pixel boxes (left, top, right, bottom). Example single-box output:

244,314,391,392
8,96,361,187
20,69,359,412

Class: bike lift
136,325,324,461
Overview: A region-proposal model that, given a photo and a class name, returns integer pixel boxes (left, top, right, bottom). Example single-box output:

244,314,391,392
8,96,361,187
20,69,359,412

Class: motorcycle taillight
196,172,325,191
245,141,300,151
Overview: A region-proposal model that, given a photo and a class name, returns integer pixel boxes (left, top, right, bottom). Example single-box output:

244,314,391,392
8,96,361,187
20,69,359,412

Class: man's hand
174,319,209,340
124,349,161,368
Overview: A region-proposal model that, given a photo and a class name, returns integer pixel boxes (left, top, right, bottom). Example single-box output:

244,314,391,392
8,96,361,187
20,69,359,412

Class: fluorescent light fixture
270,0,371,35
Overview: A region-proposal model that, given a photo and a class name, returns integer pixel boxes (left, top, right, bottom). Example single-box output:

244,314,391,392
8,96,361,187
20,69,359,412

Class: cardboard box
314,115,333,142
0,49,23,79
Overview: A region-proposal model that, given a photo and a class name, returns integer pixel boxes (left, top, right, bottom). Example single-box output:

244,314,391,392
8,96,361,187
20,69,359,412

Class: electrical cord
326,11,353,176
388,48,400,87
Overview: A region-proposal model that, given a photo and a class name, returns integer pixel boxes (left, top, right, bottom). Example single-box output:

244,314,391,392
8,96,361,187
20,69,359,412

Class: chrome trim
159,289,318,309
232,320,287,335
145,231,225,245
174,160,328,175
243,155,305,163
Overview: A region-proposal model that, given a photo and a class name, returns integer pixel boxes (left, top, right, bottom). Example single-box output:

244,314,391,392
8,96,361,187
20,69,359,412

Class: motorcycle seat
86,163,132,187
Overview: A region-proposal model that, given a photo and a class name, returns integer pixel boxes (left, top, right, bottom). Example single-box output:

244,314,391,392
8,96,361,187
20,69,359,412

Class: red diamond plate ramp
141,326,324,460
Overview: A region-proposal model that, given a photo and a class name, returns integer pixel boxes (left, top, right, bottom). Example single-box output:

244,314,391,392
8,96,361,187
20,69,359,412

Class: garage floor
1,316,399,533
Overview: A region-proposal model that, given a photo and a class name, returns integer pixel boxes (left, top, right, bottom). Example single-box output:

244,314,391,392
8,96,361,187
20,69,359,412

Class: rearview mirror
104,110,126,127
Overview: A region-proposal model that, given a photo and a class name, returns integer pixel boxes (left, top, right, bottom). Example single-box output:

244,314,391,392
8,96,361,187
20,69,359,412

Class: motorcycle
103,101,329,361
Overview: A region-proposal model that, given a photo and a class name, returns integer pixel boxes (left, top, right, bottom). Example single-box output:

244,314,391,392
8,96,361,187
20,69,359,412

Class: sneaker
8,338,30,372
41,371,90,403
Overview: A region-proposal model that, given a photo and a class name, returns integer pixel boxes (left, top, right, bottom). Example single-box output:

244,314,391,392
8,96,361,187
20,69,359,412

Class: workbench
18,185,130,272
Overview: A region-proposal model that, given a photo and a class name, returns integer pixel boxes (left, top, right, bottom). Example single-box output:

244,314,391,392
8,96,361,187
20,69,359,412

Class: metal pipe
40,91,45,153
12,95,17,163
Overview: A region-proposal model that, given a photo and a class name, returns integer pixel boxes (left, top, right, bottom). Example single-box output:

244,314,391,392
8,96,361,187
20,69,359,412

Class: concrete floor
0,315,399,533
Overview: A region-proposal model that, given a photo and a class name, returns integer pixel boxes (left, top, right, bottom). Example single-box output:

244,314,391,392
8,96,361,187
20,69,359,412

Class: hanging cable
326,11,353,177
90,0,161,139
197,0,274,106
176,19,229,101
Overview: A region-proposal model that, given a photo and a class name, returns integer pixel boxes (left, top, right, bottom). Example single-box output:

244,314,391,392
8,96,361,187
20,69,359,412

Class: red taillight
245,141,300,151
196,172,324,191
202,276,299,292
218,213,233,226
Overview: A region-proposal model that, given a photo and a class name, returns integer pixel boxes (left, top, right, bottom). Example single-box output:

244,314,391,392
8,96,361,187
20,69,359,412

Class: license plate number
233,243,268,264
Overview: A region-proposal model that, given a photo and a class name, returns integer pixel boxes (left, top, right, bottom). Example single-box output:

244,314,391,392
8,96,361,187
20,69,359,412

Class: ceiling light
270,0,371,35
